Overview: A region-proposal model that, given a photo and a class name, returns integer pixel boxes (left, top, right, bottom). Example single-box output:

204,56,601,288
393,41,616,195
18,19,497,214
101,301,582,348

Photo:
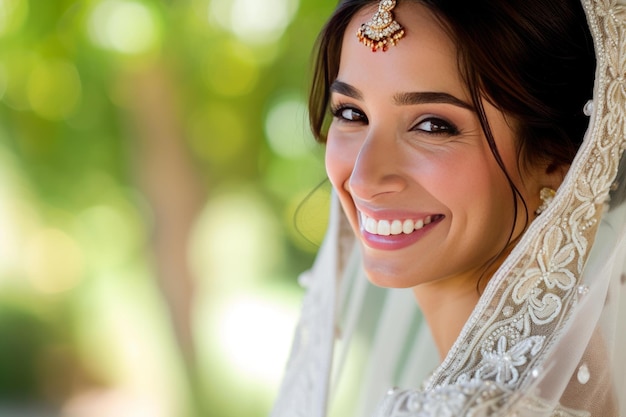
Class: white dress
271,0,626,415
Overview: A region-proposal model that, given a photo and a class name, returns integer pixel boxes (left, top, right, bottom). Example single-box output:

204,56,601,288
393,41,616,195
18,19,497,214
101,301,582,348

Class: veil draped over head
271,0,626,416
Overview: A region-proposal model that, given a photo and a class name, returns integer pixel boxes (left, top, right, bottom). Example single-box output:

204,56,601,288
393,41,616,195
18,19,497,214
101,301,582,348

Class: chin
363,266,417,289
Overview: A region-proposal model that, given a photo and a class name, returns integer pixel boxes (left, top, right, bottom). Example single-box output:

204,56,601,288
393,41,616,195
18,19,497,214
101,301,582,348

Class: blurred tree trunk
123,61,206,416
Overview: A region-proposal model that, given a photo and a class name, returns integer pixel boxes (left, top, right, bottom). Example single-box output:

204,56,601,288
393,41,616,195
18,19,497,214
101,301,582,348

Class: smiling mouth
359,211,444,236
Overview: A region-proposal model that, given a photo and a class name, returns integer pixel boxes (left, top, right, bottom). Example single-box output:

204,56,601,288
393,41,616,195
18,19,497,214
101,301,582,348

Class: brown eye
331,106,368,123
414,117,458,135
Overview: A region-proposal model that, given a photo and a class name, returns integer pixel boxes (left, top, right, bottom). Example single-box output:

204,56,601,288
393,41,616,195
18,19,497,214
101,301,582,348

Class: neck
412,251,509,360
412,276,481,360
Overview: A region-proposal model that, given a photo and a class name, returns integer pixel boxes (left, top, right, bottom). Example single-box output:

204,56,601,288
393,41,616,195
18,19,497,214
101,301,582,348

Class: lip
357,210,444,251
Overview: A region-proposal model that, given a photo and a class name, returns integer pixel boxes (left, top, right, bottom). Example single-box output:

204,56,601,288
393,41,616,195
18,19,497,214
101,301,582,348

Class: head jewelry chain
356,0,405,51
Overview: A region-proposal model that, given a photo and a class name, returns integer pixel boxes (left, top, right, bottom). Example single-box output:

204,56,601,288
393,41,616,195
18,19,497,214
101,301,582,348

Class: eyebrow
330,80,475,111
330,80,363,100
394,91,475,111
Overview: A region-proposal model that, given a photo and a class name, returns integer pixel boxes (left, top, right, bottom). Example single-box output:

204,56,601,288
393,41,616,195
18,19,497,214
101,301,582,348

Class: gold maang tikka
356,0,405,52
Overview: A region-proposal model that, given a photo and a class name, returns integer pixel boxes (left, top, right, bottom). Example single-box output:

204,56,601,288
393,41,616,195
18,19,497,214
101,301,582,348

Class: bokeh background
0,0,335,416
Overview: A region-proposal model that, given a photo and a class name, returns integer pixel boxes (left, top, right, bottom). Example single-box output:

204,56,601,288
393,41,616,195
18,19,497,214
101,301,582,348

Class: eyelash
412,117,460,136
330,104,460,136
331,104,367,123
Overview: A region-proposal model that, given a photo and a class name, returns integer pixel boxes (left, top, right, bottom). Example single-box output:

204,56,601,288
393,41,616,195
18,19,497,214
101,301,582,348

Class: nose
347,130,407,200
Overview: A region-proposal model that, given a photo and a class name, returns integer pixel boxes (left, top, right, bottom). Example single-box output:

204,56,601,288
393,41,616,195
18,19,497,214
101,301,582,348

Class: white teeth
360,212,437,236
377,220,391,236
402,219,414,234
365,217,377,234
391,220,403,235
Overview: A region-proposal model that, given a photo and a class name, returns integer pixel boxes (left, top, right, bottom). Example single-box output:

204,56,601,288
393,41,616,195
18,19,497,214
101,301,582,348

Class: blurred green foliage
0,0,335,416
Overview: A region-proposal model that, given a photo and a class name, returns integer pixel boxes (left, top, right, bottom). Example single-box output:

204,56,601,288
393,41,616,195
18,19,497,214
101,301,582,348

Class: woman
272,0,626,416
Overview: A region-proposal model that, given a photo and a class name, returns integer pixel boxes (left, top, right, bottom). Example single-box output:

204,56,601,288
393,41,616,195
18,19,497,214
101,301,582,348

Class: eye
331,105,368,123
413,117,459,135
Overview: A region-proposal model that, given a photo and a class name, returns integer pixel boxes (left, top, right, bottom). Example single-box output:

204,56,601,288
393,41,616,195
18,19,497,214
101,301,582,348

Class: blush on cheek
325,141,354,195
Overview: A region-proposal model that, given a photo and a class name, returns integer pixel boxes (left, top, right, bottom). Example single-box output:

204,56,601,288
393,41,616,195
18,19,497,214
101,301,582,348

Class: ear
543,162,570,190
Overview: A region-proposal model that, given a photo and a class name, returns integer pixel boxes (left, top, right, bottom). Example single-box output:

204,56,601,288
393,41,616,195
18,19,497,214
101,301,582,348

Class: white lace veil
270,0,626,416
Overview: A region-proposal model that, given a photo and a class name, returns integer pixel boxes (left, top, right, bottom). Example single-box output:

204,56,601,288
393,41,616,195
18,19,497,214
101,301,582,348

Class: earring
535,187,556,215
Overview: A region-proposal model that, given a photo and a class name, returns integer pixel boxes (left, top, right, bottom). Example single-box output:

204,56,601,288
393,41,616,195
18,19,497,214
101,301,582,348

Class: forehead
338,2,466,97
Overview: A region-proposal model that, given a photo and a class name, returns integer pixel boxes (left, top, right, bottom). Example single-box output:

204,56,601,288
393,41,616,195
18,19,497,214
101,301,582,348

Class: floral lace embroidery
475,335,544,386
377,386,590,417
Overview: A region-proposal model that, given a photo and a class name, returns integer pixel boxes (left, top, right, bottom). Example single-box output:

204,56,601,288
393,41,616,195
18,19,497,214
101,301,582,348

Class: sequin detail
577,363,591,384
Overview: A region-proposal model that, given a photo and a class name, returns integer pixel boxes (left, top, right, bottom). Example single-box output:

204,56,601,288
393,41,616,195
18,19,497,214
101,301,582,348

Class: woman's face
326,3,545,288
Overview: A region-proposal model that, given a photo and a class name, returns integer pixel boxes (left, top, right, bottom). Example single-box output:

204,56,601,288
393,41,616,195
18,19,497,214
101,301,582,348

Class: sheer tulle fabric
270,0,626,415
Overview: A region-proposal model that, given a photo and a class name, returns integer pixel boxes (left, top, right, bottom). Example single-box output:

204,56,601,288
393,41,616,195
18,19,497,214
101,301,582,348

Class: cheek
325,131,357,191
325,131,364,233
424,150,513,226
417,150,506,198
